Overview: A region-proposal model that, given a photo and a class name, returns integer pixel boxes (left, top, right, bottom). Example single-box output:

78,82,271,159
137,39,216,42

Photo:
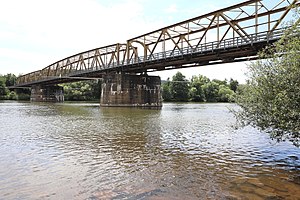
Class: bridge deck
13,0,299,87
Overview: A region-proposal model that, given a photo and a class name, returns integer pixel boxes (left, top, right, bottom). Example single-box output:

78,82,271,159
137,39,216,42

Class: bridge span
13,0,299,106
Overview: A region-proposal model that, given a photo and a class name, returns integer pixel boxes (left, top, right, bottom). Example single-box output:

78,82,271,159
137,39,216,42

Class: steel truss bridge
15,0,299,87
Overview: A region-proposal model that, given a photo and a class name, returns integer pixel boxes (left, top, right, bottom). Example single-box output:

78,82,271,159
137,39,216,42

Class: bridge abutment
30,85,64,102
100,74,162,107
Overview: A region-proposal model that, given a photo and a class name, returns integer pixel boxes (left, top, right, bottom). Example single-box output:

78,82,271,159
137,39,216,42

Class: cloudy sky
0,0,289,83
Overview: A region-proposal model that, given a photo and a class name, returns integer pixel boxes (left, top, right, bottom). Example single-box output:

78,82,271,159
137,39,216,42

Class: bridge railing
15,0,299,86
130,28,285,65
16,27,287,86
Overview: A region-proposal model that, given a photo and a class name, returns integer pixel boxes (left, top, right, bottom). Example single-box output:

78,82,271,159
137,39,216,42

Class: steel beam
14,0,298,87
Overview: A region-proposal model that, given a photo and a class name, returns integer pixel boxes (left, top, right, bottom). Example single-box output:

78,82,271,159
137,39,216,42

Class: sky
0,0,291,83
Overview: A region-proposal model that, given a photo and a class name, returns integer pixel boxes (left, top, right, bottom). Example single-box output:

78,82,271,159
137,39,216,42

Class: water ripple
0,102,299,199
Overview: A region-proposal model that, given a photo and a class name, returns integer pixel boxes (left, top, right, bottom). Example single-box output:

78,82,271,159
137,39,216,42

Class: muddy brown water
0,102,299,199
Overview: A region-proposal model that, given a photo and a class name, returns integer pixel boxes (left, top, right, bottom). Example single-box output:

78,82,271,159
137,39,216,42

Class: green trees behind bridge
62,80,101,101
1,71,239,103
0,74,30,100
162,72,239,103
0,74,102,101
62,73,239,103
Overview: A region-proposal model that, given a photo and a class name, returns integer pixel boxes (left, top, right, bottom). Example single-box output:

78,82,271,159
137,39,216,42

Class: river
0,101,299,199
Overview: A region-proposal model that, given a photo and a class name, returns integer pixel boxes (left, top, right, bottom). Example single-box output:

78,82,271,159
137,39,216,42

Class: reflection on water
0,101,299,199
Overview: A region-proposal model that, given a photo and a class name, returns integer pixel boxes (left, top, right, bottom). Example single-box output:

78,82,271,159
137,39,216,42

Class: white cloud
0,0,146,48
0,0,250,83
165,4,178,13
0,0,164,74
0,47,51,75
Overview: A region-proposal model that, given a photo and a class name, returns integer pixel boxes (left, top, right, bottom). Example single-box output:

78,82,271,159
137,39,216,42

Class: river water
0,101,299,199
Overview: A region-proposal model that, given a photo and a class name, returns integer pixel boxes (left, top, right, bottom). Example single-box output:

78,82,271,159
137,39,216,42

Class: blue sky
0,0,293,83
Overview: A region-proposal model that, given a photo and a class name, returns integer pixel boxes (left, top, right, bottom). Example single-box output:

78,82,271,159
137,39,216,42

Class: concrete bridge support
30,85,64,102
100,73,162,107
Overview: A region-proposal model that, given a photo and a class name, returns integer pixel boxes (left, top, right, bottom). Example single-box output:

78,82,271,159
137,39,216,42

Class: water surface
0,102,299,199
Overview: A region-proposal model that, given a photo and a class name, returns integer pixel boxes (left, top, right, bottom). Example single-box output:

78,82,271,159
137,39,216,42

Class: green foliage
236,84,247,95
169,72,189,102
1,71,238,103
189,75,209,102
162,72,237,103
235,19,300,146
16,92,30,100
0,79,8,98
4,73,17,87
229,78,239,92
162,80,172,101
218,85,235,102
0,73,101,101
202,81,220,102
8,91,17,100
63,80,101,101
212,79,228,86
0,74,31,100
15,88,31,101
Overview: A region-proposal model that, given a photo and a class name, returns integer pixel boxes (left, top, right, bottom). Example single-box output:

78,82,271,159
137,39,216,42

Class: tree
229,78,239,92
16,88,31,100
234,19,300,146
212,79,228,87
90,80,102,100
0,79,8,98
202,81,220,102
169,72,189,101
63,80,101,101
8,91,17,100
218,85,234,102
0,73,31,100
189,75,209,102
162,79,172,101
4,73,17,87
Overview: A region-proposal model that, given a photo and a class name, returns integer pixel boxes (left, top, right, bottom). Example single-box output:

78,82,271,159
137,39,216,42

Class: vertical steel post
217,13,220,47
126,41,130,64
255,1,258,36
144,36,147,61
268,14,271,32
116,43,120,66
163,31,165,57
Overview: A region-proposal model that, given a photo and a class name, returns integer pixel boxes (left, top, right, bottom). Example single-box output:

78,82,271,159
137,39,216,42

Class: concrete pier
100,74,162,107
30,85,64,102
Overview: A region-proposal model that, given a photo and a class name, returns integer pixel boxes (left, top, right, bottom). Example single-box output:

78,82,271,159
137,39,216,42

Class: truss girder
16,0,299,86
129,0,299,57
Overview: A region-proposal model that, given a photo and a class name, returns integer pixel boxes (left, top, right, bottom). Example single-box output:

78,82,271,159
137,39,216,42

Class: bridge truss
16,0,299,86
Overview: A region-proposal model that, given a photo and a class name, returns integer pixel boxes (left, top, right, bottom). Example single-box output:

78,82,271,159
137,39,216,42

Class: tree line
0,74,102,101
162,72,239,103
63,80,101,101
0,74,31,100
1,72,239,102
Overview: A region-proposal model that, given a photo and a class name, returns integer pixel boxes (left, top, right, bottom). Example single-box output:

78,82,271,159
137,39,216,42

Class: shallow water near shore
0,101,299,199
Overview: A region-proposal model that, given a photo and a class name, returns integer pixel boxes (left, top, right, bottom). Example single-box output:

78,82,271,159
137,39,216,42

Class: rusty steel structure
15,0,299,87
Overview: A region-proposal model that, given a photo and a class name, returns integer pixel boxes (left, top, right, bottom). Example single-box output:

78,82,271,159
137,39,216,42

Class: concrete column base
100,74,162,107
31,85,64,102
